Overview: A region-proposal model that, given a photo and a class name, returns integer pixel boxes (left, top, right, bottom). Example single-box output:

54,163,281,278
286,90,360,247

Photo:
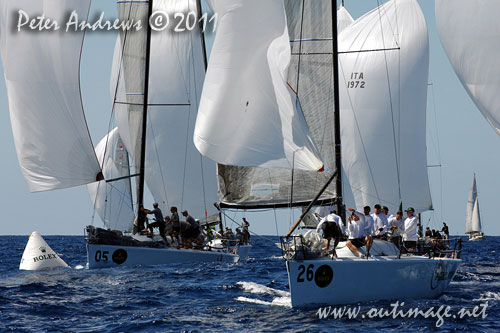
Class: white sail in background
0,0,101,192
113,0,219,218
87,128,135,231
194,0,324,172
465,175,477,234
471,197,482,234
339,0,432,213
338,3,354,33
436,0,500,136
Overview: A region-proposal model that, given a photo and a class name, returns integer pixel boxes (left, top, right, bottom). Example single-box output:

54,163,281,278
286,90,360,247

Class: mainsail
87,128,135,231
339,0,432,213
0,0,101,192
196,0,351,209
113,0,218,218
465,175,478,234
436,0,500,136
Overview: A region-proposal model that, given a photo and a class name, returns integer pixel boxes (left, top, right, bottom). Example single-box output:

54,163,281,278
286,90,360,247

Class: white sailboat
465,175,484,241
278,0,461,307
0,0,251,268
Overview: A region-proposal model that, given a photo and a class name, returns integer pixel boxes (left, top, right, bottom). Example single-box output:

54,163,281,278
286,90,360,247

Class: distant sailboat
465,175,484,241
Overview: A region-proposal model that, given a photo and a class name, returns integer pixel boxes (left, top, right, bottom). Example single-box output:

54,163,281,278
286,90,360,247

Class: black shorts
350,237,366,248
323,223,342,239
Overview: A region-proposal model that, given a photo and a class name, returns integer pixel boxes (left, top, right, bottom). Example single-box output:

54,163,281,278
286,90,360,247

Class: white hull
286,256,461,307
87,244,250,269
469,233,484,241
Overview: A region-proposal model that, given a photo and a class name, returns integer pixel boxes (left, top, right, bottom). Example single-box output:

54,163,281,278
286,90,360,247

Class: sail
338,4,354,33
114,0,219,218
471,197,482,233
339,0,432,213
436,0,500,136
0,0,101,192
195,0,334,209
87,128,135,231
465,175,477,234
194,0,323,172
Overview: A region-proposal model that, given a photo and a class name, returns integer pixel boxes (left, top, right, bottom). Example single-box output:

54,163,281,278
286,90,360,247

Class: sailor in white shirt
363,206,374,236
402,207,418,249
316,210,343,251
346,208,370,257
371,204,389,237
388,210,404,248
382,206,394,221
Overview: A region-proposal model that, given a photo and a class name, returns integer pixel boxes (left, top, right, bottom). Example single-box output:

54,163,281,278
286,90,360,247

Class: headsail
0,0,101,192
195,0,333,209
339,0,432,213
471,197,482,234
113,0,219,218
465,175,477,234
194,0,323,172
436,0,500,136
87,128,135,231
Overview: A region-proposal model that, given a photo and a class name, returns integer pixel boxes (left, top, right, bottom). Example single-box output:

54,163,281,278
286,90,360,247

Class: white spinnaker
113,0,219,218
339,0,432,213
436,0,500,136
194,0,323,171
465,175,477,234
471,197,482,234
338,3,354,33
87,128,134,231
0,0,101,192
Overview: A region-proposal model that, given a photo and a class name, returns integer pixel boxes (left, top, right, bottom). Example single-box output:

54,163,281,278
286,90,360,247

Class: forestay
0,0,101,192
87,128,135,231
339,0,432,213
113,0,218,218
436,0,500,136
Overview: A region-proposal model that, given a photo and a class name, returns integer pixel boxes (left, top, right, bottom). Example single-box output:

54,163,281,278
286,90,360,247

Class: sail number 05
95,250,109,262
297,264,314,282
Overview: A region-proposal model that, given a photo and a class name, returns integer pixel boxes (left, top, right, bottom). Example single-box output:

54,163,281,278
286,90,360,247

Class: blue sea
0,235,498,332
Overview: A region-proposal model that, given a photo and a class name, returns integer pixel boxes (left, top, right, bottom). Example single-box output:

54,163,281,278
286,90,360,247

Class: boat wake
474,291,500,302
236,282,291,307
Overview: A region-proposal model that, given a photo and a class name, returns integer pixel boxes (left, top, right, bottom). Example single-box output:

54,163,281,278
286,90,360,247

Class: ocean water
0,235,498,332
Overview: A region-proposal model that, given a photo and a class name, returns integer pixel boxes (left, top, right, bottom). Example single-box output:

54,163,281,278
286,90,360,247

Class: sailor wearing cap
371,204,389,237
346,208,370,258
402,207,418,249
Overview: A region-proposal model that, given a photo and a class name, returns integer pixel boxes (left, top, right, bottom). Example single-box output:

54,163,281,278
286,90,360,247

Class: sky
1,0,499,236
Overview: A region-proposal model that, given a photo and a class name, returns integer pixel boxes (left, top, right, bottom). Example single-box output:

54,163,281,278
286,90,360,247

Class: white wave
74,265,85,270
474,291,500,302
237,281,290,297
236,296,291,308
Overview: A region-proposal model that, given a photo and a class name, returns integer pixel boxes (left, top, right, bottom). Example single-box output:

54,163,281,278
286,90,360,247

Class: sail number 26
297,264,314,282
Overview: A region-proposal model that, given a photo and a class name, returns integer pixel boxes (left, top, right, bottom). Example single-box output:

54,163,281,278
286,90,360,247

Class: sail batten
0,0,101,192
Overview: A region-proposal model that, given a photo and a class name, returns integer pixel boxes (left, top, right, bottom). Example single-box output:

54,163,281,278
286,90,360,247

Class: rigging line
295,0,306,95
273,206,280,237
428,74,443,222
105,173,141,183
147,112,170,209
376,0,402,203
189,8,208,217
292,47,400,56
338,60,382,202
114,102,191,106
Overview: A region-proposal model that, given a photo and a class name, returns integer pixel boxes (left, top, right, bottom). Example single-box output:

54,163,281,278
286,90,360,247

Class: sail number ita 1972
347,72,366,89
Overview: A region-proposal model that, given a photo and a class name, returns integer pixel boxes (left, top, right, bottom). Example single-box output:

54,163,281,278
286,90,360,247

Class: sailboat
465,175,484,241
276,0,461,307
0,0,254,268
